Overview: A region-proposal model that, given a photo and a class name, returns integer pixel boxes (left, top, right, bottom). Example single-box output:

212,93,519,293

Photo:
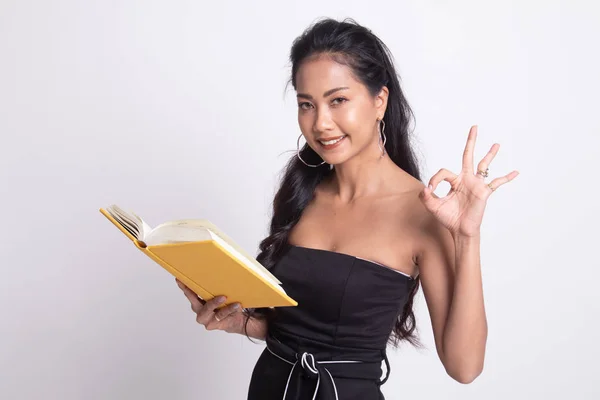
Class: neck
329,143,395,203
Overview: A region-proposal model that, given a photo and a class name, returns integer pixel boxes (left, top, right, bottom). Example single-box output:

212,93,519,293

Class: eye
298,102,313,110
332,97,347,105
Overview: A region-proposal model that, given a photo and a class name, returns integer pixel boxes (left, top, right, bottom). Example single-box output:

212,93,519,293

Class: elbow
447,364,483,384
450,369,481,384
443,357,484,384
440,338,487,384
441,344,486,384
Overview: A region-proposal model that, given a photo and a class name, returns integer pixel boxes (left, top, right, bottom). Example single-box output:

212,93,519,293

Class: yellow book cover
99,205,297,309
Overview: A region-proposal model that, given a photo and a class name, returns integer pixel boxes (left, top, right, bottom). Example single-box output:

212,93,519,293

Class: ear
375,86,389,119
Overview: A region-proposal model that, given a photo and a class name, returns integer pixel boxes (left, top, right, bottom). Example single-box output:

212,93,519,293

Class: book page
131,212,152,240
144,222,213,246
106,205,141,239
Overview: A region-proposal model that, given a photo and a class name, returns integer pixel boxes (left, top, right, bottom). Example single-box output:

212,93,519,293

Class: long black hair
242,17,423,348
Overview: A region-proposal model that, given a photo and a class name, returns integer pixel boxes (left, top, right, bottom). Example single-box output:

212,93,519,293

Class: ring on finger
477,167,489,178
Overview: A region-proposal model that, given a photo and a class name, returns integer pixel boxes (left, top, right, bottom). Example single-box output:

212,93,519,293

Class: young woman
176,18,518,400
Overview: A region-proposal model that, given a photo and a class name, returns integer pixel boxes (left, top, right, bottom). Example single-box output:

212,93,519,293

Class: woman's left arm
416,125,519,384
418,222,486,384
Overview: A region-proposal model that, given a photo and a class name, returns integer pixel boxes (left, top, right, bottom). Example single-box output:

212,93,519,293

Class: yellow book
99,205,297,309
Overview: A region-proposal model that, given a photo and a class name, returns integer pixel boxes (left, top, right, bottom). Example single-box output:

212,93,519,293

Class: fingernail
233,303,240,309
217,296,226,303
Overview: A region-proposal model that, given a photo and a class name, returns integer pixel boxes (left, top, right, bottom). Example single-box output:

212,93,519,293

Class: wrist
236,314,267,341
452,231,481,245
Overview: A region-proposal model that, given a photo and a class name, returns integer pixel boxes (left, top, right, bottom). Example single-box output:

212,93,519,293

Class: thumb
419,185,436,206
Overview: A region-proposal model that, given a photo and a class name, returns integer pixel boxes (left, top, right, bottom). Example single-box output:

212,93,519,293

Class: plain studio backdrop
1,1,598,399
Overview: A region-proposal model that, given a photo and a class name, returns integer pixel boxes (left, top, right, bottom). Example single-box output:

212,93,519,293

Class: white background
1,0,598,399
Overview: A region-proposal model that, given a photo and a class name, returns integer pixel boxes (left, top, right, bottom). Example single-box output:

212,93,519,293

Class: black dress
247,245,415,400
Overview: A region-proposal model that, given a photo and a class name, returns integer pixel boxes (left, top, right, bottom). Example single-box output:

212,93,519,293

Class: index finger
177,280,206,307
462,125,477,173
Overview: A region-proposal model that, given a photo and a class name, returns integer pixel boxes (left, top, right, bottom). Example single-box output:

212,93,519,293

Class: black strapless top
247,245,415,400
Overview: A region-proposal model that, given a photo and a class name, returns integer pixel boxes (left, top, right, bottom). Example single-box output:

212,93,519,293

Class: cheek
336,106,369,135
298,114,312,134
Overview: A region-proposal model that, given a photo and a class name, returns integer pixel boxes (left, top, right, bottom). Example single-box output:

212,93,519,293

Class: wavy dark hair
242,17,423,349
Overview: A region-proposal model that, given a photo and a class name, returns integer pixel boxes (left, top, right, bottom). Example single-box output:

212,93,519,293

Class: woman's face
295,55,388,165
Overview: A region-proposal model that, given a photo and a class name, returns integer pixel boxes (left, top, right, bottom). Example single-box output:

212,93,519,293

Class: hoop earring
378,119,387,158
297,134,326,167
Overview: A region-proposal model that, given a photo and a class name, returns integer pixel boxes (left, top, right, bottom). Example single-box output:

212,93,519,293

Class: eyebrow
296,86,349,100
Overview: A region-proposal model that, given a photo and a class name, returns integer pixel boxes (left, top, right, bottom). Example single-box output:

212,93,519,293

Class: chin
312,139,355,166
322,154,350,166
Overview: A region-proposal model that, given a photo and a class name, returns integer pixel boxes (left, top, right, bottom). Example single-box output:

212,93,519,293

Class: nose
313,108,334,134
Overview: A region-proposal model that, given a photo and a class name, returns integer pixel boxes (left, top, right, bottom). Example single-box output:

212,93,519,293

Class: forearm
442,233,488,382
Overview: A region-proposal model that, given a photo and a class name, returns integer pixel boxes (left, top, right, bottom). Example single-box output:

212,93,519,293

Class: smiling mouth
317,135,347,149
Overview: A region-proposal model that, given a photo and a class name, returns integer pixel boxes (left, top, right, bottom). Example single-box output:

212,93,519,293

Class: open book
100,204,297,309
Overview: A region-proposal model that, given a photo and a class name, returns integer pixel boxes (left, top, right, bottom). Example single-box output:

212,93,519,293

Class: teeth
320,136,345,145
